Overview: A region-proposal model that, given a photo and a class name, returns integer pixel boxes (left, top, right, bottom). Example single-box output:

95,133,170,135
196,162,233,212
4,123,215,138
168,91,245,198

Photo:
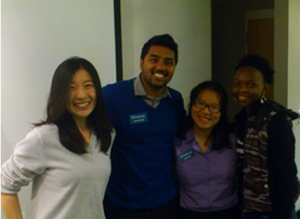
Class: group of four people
1,34,299,219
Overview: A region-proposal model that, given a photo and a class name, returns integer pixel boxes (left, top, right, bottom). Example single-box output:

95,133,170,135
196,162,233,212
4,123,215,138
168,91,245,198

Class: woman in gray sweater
1,57,114,219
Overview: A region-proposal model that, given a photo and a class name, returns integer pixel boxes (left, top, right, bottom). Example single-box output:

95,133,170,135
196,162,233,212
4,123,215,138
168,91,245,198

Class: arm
178,93,187,122
174,92,187,128
1,128,47,217
1,193,23,219
267,113,298,218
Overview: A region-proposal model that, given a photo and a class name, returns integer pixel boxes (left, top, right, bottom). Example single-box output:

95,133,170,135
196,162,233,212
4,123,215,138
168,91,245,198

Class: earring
260,95,267,103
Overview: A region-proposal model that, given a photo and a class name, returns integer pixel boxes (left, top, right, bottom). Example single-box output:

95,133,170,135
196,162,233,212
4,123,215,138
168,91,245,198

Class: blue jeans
242,209,296,219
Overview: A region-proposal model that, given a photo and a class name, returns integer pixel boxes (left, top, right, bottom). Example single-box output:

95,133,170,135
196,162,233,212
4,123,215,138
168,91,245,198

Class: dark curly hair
235,54,275,84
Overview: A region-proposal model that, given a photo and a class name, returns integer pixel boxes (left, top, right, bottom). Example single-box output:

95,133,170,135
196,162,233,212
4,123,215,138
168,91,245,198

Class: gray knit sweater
1,124,114,219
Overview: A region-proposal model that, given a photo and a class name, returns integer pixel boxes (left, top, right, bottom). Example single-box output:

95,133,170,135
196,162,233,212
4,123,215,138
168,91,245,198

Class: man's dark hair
37,57,113,154
235,54,275,84
140,34,178,65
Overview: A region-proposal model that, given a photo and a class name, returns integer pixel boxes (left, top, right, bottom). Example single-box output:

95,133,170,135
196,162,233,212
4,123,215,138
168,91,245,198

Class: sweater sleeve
1,129,47,194
267,113,298,218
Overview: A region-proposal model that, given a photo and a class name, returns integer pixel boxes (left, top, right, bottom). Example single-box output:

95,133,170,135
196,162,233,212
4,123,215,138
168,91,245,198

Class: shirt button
264,184,269,189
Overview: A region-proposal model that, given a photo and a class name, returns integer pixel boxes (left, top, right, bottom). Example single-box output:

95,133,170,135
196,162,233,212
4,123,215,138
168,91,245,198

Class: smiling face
191,89,221,132
140,45,176,97
232,66,269,111
67,68,96,125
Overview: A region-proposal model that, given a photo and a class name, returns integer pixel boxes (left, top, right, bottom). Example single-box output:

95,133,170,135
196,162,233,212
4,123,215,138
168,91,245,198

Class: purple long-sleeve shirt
174,129,238,212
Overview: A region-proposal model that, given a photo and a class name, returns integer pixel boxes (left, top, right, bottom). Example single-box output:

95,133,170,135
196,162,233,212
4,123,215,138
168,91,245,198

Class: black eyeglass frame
192,100,222,113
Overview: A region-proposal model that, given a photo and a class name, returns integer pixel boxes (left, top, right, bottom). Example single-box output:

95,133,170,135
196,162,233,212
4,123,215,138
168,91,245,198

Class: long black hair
179,81,230,150
37,57,113,154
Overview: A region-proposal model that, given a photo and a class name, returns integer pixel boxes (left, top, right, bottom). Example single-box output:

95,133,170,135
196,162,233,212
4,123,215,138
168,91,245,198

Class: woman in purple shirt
175,81,239,219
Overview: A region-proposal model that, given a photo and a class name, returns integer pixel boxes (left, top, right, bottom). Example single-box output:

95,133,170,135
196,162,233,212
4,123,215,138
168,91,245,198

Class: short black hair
140,34,178,65
235,54,274,84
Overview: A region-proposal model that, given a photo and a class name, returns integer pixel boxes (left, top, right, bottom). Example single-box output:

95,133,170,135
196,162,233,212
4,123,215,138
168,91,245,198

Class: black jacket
232,99,299,218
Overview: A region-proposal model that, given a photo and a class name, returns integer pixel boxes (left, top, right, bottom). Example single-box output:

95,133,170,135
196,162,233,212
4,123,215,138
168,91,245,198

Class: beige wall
1,1,116,218
286,0,300,210
274,0,288,106
275,0,300,210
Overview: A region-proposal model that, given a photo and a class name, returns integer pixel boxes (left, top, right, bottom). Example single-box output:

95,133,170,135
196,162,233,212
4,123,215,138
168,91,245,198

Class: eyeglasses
193,100,221,113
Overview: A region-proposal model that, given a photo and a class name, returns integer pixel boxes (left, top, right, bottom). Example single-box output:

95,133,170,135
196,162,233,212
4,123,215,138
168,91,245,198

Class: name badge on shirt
178,149,196,163
129,112,149,125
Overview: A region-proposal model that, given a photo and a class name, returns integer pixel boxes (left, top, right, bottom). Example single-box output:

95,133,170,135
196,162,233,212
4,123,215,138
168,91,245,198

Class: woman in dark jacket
231,54,299,219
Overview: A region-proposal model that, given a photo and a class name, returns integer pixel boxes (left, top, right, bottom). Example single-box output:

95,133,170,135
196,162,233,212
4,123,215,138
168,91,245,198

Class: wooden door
247,17,274,99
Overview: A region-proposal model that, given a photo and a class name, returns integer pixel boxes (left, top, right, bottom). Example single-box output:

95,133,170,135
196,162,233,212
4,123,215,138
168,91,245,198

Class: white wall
287,0,300,211
121,0,211,109
274,0,288,106
275,0,300,211
1,1,116,218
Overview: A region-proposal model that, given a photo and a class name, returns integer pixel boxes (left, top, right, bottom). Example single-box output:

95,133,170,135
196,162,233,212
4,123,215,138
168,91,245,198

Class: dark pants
178,205,239,219
104,196,178,219
242,210,297,219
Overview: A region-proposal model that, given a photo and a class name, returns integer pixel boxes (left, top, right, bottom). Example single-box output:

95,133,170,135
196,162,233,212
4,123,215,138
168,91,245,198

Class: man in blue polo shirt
102,34,186,219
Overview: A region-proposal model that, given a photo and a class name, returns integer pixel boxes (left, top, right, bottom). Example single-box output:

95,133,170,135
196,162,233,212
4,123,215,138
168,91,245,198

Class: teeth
200,117,210,121
154,73,164,78
238,96,248,100
76,102,89,107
